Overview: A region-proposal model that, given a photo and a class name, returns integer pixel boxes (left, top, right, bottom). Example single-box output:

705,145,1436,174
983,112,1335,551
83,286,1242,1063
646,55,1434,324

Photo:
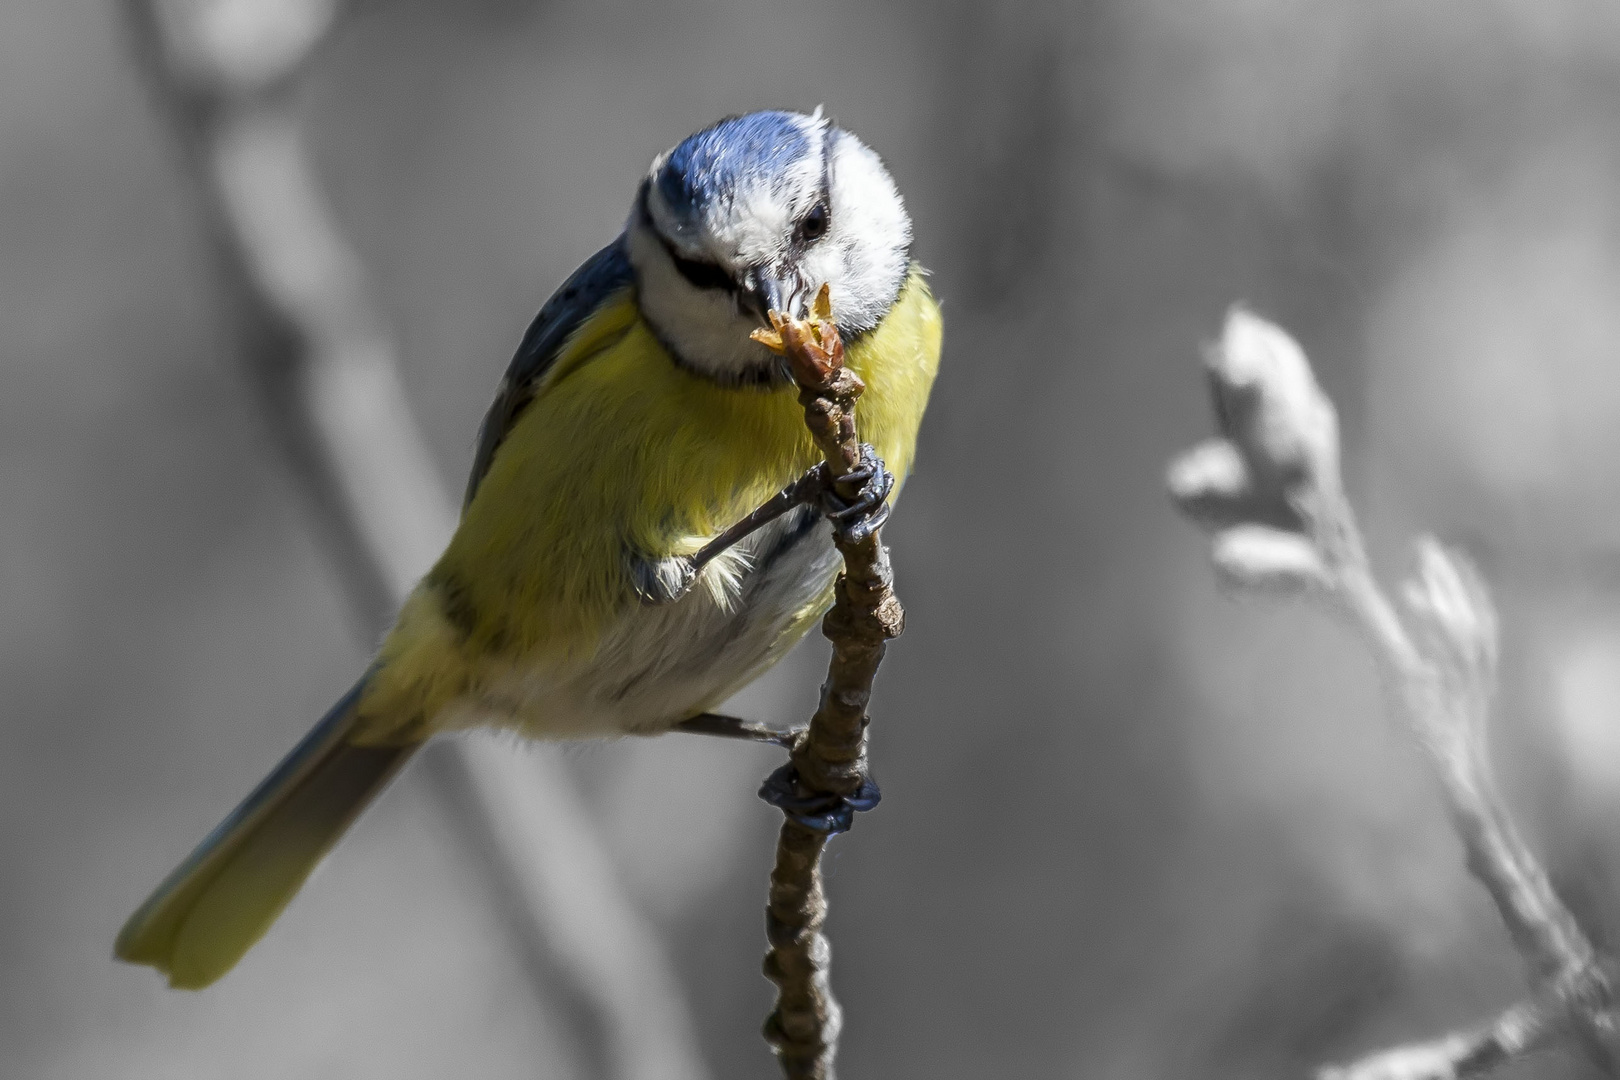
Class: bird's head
626,109,912,384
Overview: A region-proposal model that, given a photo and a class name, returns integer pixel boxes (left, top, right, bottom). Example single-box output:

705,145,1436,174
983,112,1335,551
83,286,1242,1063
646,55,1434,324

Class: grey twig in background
1168,309,1620,1080
120,3,708,1078
751,298,904,1080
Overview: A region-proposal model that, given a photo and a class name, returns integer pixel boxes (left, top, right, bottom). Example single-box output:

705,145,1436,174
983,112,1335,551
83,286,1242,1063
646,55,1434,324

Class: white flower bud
1168,439,1265,531
1168,438,1248,501
1210,525,1329,592
1205,307,1341,494
1401,538,1498,686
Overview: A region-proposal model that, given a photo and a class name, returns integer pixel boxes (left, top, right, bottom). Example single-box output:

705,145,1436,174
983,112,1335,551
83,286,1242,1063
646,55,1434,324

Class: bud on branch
1167,307,1620,1080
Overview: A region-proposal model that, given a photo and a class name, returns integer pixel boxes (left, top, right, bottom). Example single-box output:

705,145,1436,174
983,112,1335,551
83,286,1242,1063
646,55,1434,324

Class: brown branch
120,4,709,1078
1168,309,1620,1078
752,293,903,1079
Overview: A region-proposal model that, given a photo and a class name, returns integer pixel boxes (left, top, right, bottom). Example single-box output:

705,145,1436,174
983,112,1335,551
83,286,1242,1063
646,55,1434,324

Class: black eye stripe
652,225,736,294
670,250,735,293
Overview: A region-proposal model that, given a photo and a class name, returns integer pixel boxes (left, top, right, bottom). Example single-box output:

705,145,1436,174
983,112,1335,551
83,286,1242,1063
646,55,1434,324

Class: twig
1317,999,1557,1080
120,4,709,1078
751,291,904,1079
1169,309,1620,1079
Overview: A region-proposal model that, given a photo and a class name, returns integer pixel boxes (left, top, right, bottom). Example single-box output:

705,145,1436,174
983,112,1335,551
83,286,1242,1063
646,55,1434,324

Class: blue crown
655,111,813,221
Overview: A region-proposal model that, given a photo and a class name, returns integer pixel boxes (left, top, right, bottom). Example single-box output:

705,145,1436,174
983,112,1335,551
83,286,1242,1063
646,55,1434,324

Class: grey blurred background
8,0,1620,1077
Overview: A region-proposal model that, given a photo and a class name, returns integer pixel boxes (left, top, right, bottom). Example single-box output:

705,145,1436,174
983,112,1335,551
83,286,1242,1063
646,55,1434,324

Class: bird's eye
797,203,829,243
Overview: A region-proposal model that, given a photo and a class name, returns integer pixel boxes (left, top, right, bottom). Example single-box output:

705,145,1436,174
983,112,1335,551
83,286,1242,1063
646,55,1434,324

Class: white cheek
626,218,779,379
820,132,912,333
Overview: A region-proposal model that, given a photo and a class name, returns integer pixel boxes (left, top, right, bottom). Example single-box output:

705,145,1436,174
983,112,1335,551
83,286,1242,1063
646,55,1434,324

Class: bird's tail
115,674,418,989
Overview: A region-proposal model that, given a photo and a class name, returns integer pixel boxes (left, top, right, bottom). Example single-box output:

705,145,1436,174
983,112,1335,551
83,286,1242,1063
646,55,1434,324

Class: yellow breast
357,268,940,740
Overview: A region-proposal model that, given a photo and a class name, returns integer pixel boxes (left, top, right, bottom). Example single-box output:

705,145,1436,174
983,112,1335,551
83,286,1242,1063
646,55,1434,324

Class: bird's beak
740,268,796,324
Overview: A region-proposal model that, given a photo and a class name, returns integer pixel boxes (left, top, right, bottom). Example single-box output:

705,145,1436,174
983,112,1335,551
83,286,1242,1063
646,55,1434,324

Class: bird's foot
758,761,881,836
818,443,893,546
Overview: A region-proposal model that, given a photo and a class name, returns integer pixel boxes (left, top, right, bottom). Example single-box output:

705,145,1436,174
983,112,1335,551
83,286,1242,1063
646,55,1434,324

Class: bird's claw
817,443,893,546
758,762,881,835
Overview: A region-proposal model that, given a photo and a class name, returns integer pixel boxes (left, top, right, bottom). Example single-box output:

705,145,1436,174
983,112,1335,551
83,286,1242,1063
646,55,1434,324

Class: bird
115,108,942,989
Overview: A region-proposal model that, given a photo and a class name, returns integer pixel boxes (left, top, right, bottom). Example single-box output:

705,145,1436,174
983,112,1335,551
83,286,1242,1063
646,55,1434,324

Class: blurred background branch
1170,310,1620,1079
118,2,708,1078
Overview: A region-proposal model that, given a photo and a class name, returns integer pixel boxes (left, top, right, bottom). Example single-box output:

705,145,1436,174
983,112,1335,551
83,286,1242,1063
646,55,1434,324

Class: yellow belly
356,268,941,741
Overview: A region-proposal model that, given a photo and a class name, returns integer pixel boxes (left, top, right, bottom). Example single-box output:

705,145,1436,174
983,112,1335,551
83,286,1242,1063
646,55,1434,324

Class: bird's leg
666,444,893,830
672,712,802,748
632,469,825,605
673,716,880,833
639,445,894,605
688,443,894,564
685,466,829,576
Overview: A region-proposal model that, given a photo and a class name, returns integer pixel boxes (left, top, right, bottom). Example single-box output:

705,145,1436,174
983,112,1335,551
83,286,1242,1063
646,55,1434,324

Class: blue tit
117,109,942,988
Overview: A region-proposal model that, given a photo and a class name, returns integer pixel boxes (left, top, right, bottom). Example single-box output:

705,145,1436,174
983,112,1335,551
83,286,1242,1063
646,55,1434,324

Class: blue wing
462,236,635,509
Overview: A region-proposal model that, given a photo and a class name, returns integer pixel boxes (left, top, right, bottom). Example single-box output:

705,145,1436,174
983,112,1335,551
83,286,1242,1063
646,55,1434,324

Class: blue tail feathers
115,674,417,988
